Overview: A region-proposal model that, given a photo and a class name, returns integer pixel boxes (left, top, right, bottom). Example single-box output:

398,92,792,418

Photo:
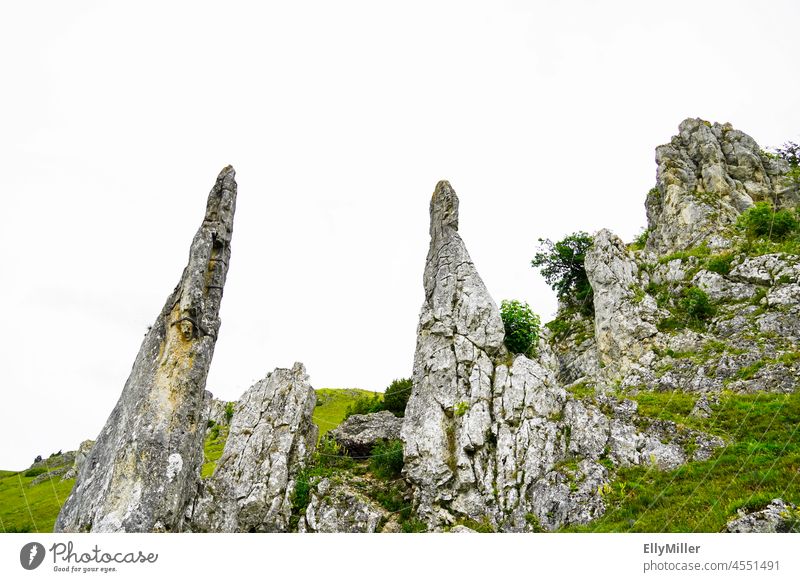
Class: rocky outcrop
724,499,798,533
55,167,237,533
401,181,713,532
646,118,791,255
62,440,94,481
330,411,403,456
299,477,389,533
204,396,234,426
187,363,317,532
585,229,662,377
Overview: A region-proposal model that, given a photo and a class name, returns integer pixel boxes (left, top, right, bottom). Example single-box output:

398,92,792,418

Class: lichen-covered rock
62,440,94,481
329,410,403,456
187,363,317,532
401,181,714,532
646,118,790,255
204,395,234,427
724,499,799,533
55,167,237,533
299,477,388,533
585,229,661,377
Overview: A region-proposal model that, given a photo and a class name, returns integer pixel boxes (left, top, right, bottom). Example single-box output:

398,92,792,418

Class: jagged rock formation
724,499,798,533
330,411,403,456
401,180,714,532
585,229,662,377
55,166,237,533
62,440,94,481
203,395,234,426
187,363,317,532
646,118,792,255
299,477,389,533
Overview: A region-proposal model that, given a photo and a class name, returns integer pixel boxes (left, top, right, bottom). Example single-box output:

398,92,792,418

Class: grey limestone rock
400,181,709,532
61,440,95,481
724,499,798,533
188,363,318,532
585,229,661,377
330,410,403,456
299,477,389,533
55,166,237,533
646,118,790,255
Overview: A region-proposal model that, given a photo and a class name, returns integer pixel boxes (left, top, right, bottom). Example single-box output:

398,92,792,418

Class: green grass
563,390,800,532
201,424,230,479
313,388,382,436
0,463,75,533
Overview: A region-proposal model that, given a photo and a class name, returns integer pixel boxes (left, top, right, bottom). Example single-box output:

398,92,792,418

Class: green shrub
531,232,594,314
680,287,715,321
224,402,235,424
737,202,798,241
369,439,404,479
344,393,383,420
383,378,412,417
706,252,734,275
23,468,47,478
630,228,650,250
208,424,220,441
315,435,353,469
500,299,541,355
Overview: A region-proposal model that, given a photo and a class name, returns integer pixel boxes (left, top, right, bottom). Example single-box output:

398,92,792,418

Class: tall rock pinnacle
401,181,715,531
55,166,238,532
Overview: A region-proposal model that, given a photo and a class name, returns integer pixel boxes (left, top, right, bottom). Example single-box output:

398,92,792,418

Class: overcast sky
2,1,799,469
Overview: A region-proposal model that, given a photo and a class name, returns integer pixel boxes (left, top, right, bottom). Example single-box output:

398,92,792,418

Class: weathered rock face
330,411,403,456
585,229,662,377
299,477,389,533
62,440,94,481
203,395,234,426
401,181,711,532
646,118,790,255
187,363,317,532
724,499,798,533
55,167,237,533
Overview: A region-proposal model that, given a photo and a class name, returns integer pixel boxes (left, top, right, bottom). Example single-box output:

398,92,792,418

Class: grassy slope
313,388,382,436
0,464,75,533
562,390,800,532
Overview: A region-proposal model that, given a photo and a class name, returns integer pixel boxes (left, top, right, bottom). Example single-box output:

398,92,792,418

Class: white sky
2,1,798,469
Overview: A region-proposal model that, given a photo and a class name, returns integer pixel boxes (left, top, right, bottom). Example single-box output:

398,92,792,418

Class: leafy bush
706,252,734,276
737,202,798,241
382,378,412,417
369,439,404,479
500,299,541,355
24,468,47,478
531,232,594,314
680,287,715,321
344,393,383,420
224,402,235,424
314,435,353,469
775,141,800,166
630,228,650,250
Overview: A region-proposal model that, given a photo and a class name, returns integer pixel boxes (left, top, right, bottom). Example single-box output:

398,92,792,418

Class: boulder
187,363,318,532
724,499,798,533
299,478,388,533
329,410,403,456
